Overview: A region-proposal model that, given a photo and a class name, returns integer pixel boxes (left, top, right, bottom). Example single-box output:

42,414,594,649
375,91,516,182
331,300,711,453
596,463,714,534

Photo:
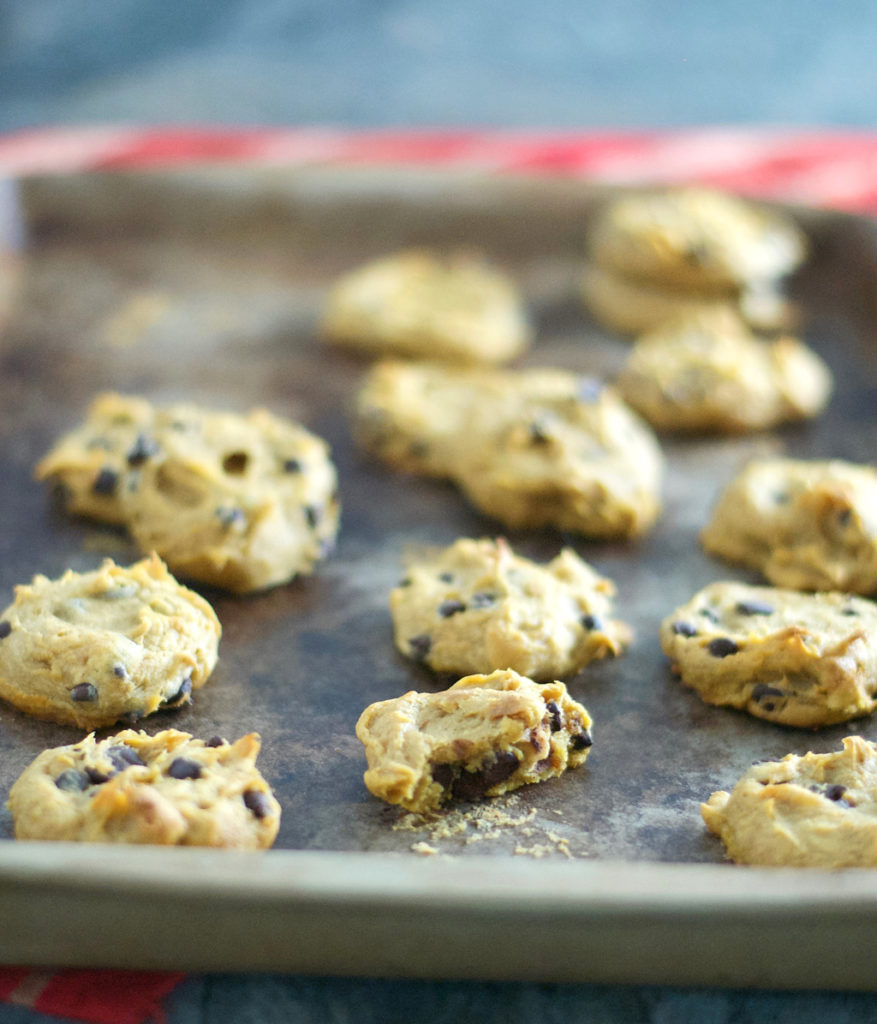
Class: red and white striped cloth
1,126,877,211
0,121,875,1023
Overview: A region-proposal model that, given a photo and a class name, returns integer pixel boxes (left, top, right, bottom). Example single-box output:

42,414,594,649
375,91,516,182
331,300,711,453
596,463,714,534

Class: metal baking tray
1,166,877,987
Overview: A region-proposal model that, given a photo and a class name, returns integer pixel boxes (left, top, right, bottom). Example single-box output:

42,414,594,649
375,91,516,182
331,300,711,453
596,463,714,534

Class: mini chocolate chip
162,676,193,707
581,614,603,631
304,506,319,529
0,621,11,639
397,578,412,588
431,763,454,789
408,634,432,661
752,682,785,701
107,745,146,770
206,735,227,748
439,599,466,618
529,421,550,445
837,508,852,527
92,468,119,496
708,637,739,658
55,769,90,792
168,757,202,780
70,682,98,702
545,699,564,732
736,600,774,616
570,729,593,751
451,750,519,801
438,572,454,583
126,433,160,466
216,506,244,528
672,621,698,637
283,458,302,473
842,607,860,616
113,664,127,678
826,784,848,802
469,591,497,609
85,766,112,785
243,789,272,819
222,451,249,475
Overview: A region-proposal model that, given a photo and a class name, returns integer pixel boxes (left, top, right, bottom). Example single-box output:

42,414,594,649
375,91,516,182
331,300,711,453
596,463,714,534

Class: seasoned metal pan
0,167,876,986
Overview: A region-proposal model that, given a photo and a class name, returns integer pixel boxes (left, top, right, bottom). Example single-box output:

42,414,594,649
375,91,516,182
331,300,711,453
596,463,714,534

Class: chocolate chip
243,789,272,819
55,769,90,792
451,751,519,801
438,572,454,583
222,451,249,475
842,607,860,616
708,637,739,658
216,506,244,528
752,682,785,701
304,506,319,529
168,757,202,780
736,600,774,616
397,578,412,588
431,763,454,789
113,664,127,678
438,599,466,618
672,621,698,637
70,682,98,702
283,458,302,473
126,433,159,466
545,699,564,732
162,676,193,707
408,634,432,661
206,736,227,748
469,591,497,609
529,421,550,445
85,767,112,785
570,729,593,751
581,614,603,631
826,784,848,802
107,745,146,770
837,508,852,527
92,468,119,496
0,621,11,639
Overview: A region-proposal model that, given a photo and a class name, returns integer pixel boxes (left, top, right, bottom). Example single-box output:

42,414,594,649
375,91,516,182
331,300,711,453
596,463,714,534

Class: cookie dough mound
701,459,877,594
35,393,157,525
455,379,663,538
617,308,832,433
391,538,631,679
355,668,593,813
702,736,877,867
583,187,806,334
323,250,531,365
0,555,220,728
9,729,280,848
660,581,877,727
124,404,339,594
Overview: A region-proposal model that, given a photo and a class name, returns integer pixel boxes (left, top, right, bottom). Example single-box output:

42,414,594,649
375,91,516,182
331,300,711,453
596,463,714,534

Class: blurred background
1,0,875,132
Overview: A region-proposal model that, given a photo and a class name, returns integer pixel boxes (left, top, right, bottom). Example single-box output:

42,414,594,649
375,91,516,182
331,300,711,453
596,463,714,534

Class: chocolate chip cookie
390,537,631,679
0,554,220,728
355,668,593,813
660,581,877,727
323,249,530,364
701,458,877,593
702,736,877,866
9,729,280,848
617,307,832,433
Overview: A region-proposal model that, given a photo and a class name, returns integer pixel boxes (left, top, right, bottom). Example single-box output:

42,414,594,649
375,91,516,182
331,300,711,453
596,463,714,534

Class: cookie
0,554,221,728
355,361,663,539
660,581,877,727
123,404,339,593
616,308,832,433
35,392,157,525
583,187,805,335
323,250,530,364
8,729,280,848
355,668,593,813
701,459,877,594
702,736,877,867
390,538,631,679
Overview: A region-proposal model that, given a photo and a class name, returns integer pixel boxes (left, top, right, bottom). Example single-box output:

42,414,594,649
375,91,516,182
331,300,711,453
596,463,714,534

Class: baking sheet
1,167,877,985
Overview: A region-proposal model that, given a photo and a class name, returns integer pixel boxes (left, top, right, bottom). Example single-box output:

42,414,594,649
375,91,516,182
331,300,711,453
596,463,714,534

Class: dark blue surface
2,3,877,1021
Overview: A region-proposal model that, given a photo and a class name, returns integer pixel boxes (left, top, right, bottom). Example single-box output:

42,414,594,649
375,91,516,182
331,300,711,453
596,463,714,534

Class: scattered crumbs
410,841,439,857
551,808,564,816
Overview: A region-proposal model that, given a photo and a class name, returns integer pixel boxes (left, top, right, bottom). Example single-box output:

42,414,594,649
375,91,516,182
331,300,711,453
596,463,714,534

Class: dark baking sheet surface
1,168,877,982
